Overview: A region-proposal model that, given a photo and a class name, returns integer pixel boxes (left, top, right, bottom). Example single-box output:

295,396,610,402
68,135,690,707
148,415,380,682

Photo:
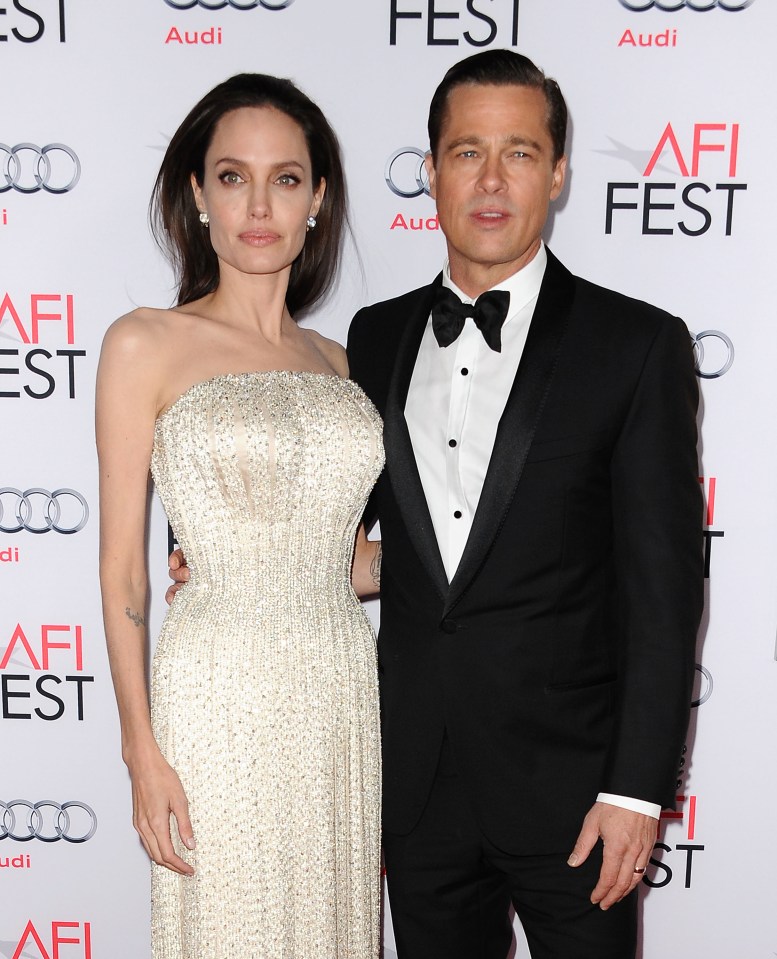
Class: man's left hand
567,802,657,909
165,548,189,605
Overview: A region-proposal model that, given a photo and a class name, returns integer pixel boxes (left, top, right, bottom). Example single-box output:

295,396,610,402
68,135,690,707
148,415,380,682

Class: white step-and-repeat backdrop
2,1,776,956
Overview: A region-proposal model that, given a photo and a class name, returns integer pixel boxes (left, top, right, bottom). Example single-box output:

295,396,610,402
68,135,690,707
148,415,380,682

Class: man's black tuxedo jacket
347,249,704,855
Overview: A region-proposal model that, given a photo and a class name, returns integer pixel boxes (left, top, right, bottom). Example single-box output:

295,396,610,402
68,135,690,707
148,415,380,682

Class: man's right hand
166,549,189,605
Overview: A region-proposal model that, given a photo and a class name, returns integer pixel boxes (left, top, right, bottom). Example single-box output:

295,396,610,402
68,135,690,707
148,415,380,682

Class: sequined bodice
151,371,384,603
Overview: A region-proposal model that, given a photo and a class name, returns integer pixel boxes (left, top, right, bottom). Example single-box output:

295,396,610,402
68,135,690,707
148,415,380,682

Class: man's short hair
427,49,568,165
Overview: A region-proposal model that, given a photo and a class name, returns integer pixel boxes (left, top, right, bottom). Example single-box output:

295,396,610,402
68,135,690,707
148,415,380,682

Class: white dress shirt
404,244,660,820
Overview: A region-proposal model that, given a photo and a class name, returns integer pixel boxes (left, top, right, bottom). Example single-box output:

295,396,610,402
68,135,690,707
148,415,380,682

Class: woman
97,74,383,958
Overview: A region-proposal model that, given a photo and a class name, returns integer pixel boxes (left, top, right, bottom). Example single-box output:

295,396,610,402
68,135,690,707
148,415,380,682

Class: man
169,49,702,958
346,50,703,958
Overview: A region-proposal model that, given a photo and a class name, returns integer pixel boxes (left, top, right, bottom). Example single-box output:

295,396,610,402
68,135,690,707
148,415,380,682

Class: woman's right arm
351,523,381,599
96,315,194,875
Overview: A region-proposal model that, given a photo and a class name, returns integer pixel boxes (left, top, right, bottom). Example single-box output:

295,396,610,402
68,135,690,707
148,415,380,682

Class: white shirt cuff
596,793,661,819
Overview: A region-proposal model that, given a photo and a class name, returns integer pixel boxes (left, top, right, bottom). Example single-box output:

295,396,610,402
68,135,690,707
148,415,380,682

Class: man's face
426,83,566,294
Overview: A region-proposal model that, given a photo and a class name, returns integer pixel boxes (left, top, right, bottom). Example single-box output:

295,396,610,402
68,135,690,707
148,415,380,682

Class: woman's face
192,105,325,283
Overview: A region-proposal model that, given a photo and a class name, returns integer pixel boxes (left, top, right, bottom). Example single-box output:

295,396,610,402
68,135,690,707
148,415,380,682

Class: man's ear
550,155,567,201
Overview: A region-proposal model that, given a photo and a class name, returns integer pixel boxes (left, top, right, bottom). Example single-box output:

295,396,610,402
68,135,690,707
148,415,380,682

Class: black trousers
383,737,637,959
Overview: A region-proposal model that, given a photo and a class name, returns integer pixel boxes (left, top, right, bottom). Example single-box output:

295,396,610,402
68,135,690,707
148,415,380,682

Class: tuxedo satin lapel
445,250,576,614
384,276,449,598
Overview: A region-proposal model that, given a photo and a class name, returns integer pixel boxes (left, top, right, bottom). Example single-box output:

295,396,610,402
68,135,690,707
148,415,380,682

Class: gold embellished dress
149,371,384,959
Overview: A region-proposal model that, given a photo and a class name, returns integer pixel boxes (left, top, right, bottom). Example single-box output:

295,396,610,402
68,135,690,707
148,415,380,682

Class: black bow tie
431,286,510,353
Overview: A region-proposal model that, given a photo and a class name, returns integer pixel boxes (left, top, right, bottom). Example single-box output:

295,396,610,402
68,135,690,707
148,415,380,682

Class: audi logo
0,488,89,534
619,0,754,10
692,663,713,707
385,147,431,199
0,143,81,195
690,330,734,379
1,800,97,843
163,0,294,8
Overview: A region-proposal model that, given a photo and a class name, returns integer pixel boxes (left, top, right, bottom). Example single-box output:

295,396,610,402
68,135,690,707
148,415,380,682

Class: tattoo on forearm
125,607,145,628
370,544,382,588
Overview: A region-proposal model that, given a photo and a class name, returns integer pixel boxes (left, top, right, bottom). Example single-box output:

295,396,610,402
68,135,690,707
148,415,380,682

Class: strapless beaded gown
149,371,384,959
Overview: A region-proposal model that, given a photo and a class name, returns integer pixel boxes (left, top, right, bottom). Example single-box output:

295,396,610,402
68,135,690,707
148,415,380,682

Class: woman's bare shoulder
101,306,193,360
304,327,349,377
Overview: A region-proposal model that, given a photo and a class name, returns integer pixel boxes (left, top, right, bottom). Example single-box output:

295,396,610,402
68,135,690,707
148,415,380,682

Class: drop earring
199,212,210,226
306,215,317,231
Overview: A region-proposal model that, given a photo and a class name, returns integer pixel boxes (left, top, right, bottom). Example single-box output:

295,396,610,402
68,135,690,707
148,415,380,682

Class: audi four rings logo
692,664,713,707
1,801,97,843
385,148,431,199
0,488,89,534
163,0,294,8
0,144,81,195
690,330,734,379
619,0,754,9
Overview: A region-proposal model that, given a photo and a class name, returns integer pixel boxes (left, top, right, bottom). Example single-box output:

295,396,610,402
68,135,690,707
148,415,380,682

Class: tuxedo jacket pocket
525,428,612,464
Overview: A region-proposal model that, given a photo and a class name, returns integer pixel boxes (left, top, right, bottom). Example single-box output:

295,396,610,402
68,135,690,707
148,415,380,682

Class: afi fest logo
0,144,80,195
9,921,92,959
390,0,520,46
699,476,723,578
619,0,754,9
0,291,86,399
650,794,705,888
644,667,712,890
0,0,67,43
0,623,94,722
604,121,746,237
